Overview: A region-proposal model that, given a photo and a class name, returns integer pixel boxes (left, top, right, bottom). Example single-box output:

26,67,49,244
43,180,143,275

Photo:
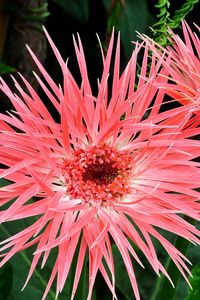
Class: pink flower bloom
0,30,200,300
167,22,200,108
146,22,200,113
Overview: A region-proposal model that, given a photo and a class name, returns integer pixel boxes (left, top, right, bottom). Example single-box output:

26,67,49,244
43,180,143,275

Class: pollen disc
62,144,133,203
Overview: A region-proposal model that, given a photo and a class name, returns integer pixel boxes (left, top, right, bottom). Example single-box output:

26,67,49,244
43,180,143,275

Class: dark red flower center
82,161,118,185
62,144,133,203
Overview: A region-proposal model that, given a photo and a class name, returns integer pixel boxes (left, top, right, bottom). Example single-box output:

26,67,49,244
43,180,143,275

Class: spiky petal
0,29,200,300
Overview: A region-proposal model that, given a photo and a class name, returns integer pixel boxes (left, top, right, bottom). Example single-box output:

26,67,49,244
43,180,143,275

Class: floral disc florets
62,144,133,203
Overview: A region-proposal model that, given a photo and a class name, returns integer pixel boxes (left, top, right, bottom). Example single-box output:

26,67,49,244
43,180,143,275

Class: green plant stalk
169,0,199,29
150,216,196,300
153,0,171,45
153,0,199,46
0,224,56,300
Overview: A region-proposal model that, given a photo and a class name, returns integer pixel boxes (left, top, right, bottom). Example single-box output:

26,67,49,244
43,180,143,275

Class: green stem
153,0,199,46
0,224,56,300
169,0,199,29
150,217,196,300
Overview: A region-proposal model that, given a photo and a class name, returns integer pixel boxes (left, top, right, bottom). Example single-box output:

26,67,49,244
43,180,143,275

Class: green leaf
184,263,200,300
0,178,10,188
0,175,73,300
52,0,89,23
73,256,88,300
150,217,196,300
0,64,15,75
0,222,56,300
112,244,134,300
102,0,155,59
0,263,13,300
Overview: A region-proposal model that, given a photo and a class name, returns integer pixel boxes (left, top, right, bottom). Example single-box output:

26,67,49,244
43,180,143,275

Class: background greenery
0,0,200,299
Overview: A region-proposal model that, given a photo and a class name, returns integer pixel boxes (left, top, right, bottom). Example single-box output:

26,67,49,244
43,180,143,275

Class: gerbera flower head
145,22,200,112
0,29,200,300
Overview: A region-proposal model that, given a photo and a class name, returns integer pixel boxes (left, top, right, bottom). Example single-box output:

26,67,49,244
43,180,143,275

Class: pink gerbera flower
0,30,200,300
147,22,200,112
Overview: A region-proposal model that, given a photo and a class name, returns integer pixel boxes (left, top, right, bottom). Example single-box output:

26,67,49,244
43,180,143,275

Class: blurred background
0,1,200,300
0,0,199,112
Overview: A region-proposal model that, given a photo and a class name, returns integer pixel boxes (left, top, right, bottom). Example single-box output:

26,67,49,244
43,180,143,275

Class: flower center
82,161,118,185
62,144,133,203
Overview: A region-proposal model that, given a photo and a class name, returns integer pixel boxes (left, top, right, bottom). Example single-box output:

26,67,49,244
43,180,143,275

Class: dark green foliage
0,1,199,300
184,264,200,300
102,0,155,58
0,63,15,75
52,0,89,23
0,263,13,300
